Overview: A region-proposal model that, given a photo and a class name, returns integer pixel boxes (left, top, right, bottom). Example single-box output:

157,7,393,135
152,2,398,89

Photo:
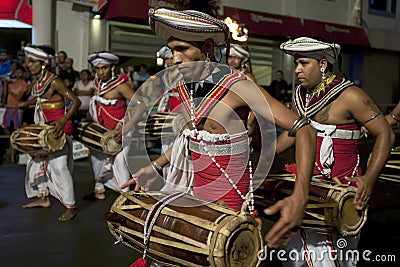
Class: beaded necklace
188,83,255,215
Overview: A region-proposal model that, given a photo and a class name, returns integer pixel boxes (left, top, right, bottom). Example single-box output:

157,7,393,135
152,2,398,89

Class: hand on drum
51,119,66,138
345,175,373,210
121,164,159,191
264,195,305,248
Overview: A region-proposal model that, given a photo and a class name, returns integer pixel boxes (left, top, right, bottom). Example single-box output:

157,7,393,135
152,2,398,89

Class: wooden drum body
138,112,187,138
105,191,263,267
254,175,367,236
10,124,66,154
75,122,122,156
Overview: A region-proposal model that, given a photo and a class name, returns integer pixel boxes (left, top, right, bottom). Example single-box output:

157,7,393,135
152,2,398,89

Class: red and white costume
88,74,131,193
25,71,76,208
284,76,360,267
161,65,251,211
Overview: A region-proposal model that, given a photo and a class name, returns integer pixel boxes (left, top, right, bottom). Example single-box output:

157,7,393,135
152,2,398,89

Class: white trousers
282,229,360,267
25,138,76,208
90,148,131,193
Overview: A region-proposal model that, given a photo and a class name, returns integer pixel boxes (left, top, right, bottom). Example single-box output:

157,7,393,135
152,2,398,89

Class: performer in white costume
84,51,145,201
21,45,81,221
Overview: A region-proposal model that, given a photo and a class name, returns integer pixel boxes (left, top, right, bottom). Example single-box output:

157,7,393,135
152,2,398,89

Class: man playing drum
20,45,81,221
122,4,317,248
83,51,145,201
276,37,394,266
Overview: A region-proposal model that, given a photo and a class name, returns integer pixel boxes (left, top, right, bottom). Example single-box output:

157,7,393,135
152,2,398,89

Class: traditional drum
75,122,122,156
379,148,400,183
138,112,187,138
254,174,368,236
10,124,66,154
106,191,263,267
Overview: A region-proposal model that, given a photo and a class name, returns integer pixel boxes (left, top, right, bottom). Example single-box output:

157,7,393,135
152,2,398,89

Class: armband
288,115,309,137
390,113,400,122
362,112,383,125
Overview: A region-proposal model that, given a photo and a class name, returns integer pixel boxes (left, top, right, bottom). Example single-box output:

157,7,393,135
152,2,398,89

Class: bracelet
391,113,400,122
151,161,163,174
288,115,309,137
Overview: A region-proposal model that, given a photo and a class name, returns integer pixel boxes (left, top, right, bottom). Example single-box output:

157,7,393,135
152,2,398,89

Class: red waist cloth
96,99,127,129
190,136,250,211
169,88,182,112
315,124,361,185
41,99,73,135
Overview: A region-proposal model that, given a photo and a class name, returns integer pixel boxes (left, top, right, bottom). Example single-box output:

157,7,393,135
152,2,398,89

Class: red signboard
0,0,32,25
103,0,175,22
223,6,305,38
304,19,370,47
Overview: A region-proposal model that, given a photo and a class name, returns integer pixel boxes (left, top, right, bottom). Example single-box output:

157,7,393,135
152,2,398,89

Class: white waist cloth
161,129,247,193
310,120,360,176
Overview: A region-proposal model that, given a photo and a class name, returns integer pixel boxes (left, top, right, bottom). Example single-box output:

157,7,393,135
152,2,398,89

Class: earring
320,67,326,86
205,52,210,63
40,65,46,79
111,67,115,79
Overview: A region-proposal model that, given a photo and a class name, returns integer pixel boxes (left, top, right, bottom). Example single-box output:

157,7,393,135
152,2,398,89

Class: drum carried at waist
105,191,263,267
10,124,66,154
138,112,187,139
254,174,368,236
75,122,122,156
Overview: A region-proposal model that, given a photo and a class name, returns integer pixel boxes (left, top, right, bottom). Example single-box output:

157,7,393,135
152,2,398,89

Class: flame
224,17,248,42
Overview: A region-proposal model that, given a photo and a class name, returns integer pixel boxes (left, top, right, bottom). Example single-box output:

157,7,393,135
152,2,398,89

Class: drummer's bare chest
306,98,353,125
184,94,248,133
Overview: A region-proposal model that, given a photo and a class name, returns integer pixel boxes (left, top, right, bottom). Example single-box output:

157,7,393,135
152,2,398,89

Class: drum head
43,129,66,152
336,189,368,236
102,131,122,156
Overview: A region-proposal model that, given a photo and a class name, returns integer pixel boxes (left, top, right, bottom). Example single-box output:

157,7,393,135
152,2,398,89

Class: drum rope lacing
189,83,255,216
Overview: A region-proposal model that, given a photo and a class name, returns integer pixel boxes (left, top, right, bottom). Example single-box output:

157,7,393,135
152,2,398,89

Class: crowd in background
0,47,159,164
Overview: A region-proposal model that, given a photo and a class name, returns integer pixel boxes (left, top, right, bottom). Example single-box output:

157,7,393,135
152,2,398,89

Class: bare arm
231,80,316,248
52,78,81,137
344,88,394,209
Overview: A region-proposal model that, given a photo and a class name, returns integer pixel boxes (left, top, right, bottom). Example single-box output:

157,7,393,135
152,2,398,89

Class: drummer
82,51,145,201
123,1,317,248
20,45,81,221
276,37,394,266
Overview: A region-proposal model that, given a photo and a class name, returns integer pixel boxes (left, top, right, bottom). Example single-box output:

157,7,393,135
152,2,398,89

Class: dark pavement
0,157,142,267
0,152,399,267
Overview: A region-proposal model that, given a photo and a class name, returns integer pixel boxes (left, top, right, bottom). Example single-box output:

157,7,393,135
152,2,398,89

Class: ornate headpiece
229,44,250,62
280,37,341,64
149,8,229,46
87,51,119,66
23,46,53,64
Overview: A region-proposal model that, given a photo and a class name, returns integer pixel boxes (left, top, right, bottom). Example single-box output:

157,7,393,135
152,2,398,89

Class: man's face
57,52,66,63
294,56,322,89
14,69,24,79
168,39,206,80
64,58,73,69
94,64,112,81
0,52,7,62
164,55,173,67
227,53,243,70
26,58,43,76
168,39,205,64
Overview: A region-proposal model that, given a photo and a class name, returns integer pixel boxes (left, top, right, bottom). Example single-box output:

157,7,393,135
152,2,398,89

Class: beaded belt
189,138,249,156
317,129,360,140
